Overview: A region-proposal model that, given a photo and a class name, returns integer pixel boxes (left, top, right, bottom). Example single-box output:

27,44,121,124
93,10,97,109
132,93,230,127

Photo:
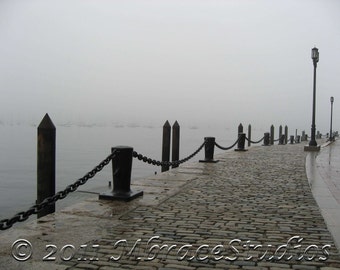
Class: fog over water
1,0,340,132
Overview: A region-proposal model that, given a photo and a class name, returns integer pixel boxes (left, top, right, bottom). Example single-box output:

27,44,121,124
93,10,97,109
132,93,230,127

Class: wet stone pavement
63,143,340,269
1,142,340,269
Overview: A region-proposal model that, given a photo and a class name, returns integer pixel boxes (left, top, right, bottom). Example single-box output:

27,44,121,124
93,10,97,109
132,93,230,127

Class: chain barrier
133,140,206,167
245,136,264,144
0,151,116,231
214,137,240,150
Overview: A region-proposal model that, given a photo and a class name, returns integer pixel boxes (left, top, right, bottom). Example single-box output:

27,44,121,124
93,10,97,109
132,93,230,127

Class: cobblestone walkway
62,143,340,269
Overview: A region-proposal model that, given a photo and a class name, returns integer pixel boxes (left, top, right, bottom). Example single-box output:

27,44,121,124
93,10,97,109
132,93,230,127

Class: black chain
0,151,116,231
214,137,240,150
245,136,264,144
133,140,206,167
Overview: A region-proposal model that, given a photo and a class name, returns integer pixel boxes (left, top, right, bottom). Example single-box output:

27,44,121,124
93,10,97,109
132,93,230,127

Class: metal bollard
278,134,285,145
99,146,143,201
235,133,247,151
290,135,295,144
199,137,218,163
296,135,301,143
263,132,270,146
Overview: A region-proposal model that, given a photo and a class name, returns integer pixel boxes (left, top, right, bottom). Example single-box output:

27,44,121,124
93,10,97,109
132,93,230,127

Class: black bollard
172,121,180,168
235,133,248,151
284,125,288,144
278,134,285,145
263,132,270,146
290,135,295,144
99,146,143,201
37,114,56,219
199,137,218,163
161,120,171,172
296,135,301,143
279,125,282,141
270,125,274,145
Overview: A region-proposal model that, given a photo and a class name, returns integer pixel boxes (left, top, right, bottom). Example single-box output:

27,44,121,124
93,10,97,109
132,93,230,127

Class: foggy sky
1,0,340,133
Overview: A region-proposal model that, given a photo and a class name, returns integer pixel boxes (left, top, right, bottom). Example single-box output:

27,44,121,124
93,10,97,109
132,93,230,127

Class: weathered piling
248,124,251,147
284,125,288,144
238,123,243,134
37,114,56,219
199,137,218,163
270,125,274,145
99,146,143,201
161,121,171,172
172,121,180,169
279,125,282,142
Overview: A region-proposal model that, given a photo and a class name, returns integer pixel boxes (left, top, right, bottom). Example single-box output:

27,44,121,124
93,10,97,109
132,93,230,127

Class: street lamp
305,47,320,151
330,96,334,141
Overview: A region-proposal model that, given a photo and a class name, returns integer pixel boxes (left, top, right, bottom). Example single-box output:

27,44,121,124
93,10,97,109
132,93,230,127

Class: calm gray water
0,122,265,220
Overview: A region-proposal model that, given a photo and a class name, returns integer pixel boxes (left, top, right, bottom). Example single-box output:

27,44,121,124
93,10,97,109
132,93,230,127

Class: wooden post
270,125,274,145
284,125,288,144
248,124,251,147
37,114,56,218
172,121,180,168
238,123,243,134
279,125,282,141
161,120,171,172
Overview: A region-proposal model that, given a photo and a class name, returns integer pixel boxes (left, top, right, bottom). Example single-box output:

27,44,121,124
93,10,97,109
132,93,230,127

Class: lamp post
330,96,334,141
305,47,320,151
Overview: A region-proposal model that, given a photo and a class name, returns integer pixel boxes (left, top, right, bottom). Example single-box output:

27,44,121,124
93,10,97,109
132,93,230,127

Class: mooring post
161,120,171,172
248,124,251,147
199,137,218,163
270,125,274,145
279,134,285,145
172,121,180,169
99,146,143,201
296,135,301,143
290,135,295,144
235,133,247,151
263,132,270,146
284,125,288,144
279,125,282,143
37,113,56,219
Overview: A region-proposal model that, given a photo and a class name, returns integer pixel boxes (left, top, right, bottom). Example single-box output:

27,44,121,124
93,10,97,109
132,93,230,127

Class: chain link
0,151,116,231
133,140,206,167
214,137,240,150
245,136,264,144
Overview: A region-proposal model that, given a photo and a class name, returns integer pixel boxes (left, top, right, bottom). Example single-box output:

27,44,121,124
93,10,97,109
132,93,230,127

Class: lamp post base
304,145,320,151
